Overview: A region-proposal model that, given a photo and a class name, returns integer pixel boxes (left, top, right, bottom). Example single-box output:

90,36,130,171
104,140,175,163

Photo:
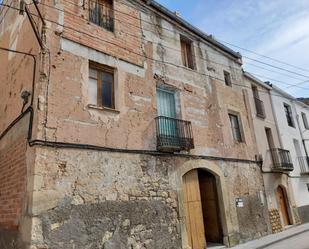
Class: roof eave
142,0,242,61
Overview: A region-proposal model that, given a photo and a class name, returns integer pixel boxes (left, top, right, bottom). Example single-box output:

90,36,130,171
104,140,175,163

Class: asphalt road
263,231,309,249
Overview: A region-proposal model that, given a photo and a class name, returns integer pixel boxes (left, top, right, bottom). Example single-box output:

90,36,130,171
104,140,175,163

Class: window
180,36,194,69
224,71,232,87
88,62,115,109
302,112,309,129
252,85,265,118
89,0,114,32
229,113,243,142
283,103,294,127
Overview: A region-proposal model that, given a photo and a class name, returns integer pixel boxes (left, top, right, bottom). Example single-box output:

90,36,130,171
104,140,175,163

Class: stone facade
0,0,281,248
28,148,269,249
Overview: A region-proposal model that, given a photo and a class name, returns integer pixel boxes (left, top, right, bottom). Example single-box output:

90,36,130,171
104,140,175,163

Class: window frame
180,36,195,70
89,62,115,110
89,0,114,32
228,112,244,142
283,103,295,128
301,112,309,130
224,71,232,87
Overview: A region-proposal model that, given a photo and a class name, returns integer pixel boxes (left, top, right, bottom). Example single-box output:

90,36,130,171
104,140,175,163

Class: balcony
298,156,309,175
270,148,294,172
254,97,266,118
155,116,194,152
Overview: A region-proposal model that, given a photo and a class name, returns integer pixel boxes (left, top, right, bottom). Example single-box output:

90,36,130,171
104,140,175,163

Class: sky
156,0,309,98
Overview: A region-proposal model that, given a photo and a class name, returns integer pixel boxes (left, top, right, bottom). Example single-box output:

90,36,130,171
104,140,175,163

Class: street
230,224,309,249
263,231,309,249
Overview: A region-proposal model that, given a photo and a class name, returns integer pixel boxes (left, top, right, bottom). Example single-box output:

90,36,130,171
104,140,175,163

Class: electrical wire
30,1,309,81
219,39,309,74
63,0,309,78
0,2,308,97
0,2,305,167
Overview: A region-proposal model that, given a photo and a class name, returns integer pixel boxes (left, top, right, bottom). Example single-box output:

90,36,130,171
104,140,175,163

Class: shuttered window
229,113,243,142
89,0,114,31
224,71,232,87
180,37,194,69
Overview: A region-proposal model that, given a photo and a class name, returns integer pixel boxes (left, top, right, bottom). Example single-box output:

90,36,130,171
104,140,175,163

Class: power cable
1,2,309,97
219,39,309,74
33,1,309,81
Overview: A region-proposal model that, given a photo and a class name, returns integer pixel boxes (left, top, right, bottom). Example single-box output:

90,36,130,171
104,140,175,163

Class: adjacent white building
244,72,298,231
270,86,309,223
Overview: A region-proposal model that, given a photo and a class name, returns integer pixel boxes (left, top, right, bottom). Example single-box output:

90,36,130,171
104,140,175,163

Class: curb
256,228,309,249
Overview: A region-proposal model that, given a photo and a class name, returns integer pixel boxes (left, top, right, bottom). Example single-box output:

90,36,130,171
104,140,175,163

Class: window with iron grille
89,0,114,32
180,36,194,69
224,71,232,87
88,62,115,109
302,112,309,130
283,103,294,127
229,113,243,142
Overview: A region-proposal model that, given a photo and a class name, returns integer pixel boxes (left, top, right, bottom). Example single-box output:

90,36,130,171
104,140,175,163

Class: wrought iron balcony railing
254,97,266,118
270,148,294,171
298,156,309,175
89,0,114,32
155,116,194,152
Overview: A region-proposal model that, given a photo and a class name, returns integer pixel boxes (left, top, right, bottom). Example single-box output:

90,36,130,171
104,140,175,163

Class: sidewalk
230,223,309,249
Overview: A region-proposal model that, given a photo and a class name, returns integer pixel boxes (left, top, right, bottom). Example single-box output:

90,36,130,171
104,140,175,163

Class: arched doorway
276,186,291,227
183,169,223,249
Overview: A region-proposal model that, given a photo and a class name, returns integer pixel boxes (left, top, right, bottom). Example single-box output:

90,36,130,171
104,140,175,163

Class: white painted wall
271,88,309,208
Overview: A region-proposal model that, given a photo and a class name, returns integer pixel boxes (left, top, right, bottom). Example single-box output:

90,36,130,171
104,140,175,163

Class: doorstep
208,242,226,249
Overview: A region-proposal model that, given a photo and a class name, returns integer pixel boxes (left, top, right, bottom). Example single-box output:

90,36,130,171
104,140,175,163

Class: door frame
198,169,223,244
173,160,234,248
276,185,292,227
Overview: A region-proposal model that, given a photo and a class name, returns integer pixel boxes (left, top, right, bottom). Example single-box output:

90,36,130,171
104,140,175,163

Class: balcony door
156,88,177,137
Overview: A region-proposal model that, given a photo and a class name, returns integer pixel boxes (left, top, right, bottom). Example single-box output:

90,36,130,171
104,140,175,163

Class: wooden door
276,186,290,226
199,170,222,243
183,170,207,249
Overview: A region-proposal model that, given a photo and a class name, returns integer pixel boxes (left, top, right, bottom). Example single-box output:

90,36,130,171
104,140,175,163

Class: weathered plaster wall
0,1,39,135
0,2,41,248
243,76,300,229
243,76,280,169
29,148,269,248
0,0,271,248
37,0,258,162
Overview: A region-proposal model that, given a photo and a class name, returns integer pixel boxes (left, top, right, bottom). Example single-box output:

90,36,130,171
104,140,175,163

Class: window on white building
283,103,295,127
301,112,309,130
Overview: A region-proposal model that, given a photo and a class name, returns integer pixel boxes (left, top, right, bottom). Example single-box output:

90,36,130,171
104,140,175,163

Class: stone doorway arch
171,160,234,248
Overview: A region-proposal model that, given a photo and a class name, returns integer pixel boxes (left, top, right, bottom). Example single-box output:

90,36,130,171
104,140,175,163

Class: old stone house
0,0,273,248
